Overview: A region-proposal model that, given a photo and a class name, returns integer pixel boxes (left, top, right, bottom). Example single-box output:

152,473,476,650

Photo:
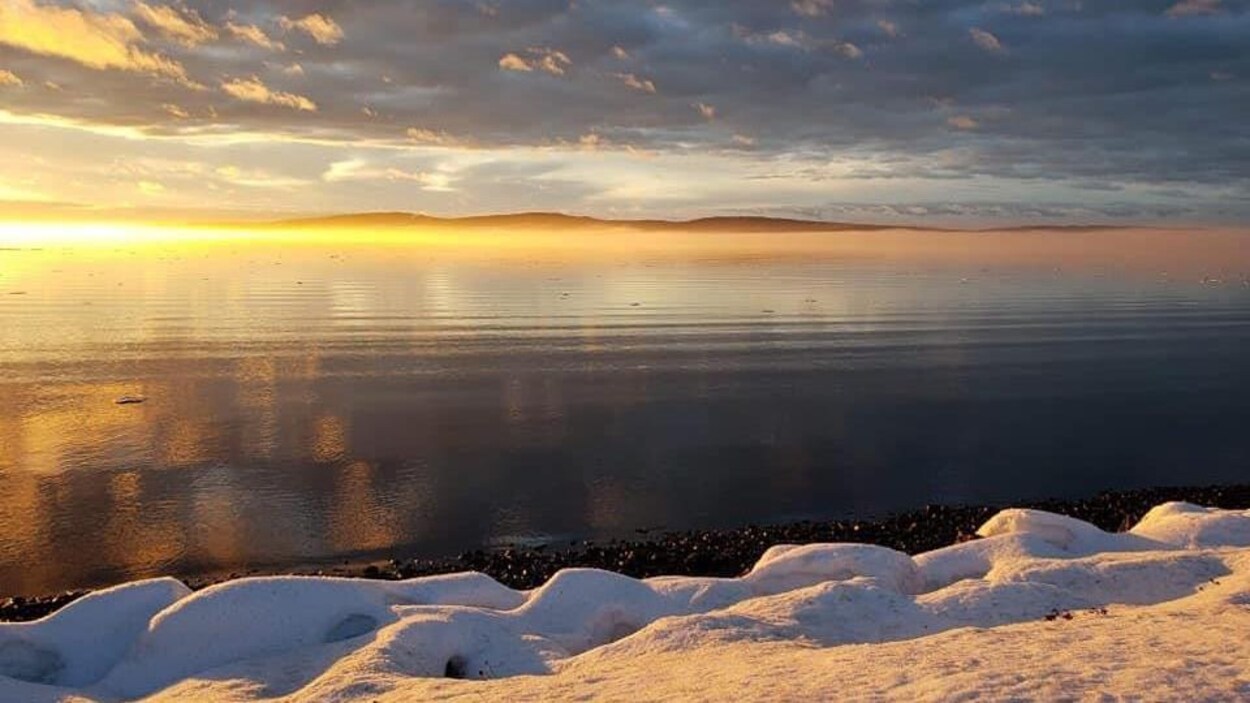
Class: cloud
1167,0,1222,17
0,69,22,87
694,102,716,120
162,103,189,118
835,42,863,60
1009,2,1046,16
321,158,366,181
279,13,343,46
761,30,806,48
947,115,978,130
137,180,165,195
1,0,1247,223
321,158,452,191
220,76,316,111
806,201,1197,221
213,165,309,189
498,47,571,76
969,28,1005,53
615,73,656,93
406,127,456,146
131,2,216,47
577,132,606,151
0,0,190,81
790,0,834,17
224,21,284,51
498,53,532,72
738,27,862,59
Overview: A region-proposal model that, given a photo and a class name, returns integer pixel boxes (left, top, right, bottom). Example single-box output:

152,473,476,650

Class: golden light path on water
1,221,1248,270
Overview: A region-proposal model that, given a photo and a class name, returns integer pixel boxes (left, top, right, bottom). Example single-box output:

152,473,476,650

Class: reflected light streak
0,221,1244,276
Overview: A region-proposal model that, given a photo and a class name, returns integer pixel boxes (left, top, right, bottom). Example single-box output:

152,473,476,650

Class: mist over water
1,227,1248,595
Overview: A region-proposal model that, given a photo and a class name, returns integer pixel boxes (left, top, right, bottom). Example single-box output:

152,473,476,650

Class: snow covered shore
3,501,1250,701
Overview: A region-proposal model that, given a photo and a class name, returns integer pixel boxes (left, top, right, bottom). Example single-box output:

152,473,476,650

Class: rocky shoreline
4,483,1249,623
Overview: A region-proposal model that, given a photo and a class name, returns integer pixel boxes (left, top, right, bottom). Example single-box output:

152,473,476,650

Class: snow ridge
2,501,1250,701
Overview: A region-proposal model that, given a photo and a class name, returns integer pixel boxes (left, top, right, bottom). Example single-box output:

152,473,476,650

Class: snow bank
3,503,1250,701
1130,501,1250,548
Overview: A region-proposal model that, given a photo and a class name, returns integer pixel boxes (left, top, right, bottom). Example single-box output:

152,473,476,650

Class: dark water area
1,228,1248,595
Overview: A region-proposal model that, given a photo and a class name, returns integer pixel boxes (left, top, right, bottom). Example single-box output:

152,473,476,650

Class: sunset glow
3,5,1250,701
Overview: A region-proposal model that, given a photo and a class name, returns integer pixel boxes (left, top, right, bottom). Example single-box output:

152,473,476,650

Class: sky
0,0,1246,226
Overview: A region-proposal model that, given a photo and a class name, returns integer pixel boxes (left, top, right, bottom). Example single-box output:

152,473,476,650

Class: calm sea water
1,228,1248,595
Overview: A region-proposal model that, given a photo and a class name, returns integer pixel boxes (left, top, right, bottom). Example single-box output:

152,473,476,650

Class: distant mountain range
255,211,1132,233
257,211,909,232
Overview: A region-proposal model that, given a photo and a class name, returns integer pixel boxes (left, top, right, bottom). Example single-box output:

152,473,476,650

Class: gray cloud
0,0,1248,222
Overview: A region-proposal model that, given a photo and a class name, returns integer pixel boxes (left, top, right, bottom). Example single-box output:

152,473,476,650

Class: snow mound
1130,501,1250,548
976,507,1165,553
746,543,923,595
0,579,188,688
2,503,1250,701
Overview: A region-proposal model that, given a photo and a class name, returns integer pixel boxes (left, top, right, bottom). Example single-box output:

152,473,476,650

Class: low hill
259,212,909,232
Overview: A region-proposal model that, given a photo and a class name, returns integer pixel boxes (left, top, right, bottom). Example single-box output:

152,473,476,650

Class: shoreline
4,482,1249,623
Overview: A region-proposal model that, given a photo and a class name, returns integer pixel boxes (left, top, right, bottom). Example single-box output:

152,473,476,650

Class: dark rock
5,484,1250,622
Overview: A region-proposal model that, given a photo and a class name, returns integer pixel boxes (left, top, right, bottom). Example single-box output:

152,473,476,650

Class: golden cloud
0,68,22,87
137,179,165,195
499,47,571,76
0,0,191,82
406,127,457,146
220,76,316,111
131,2,217,47
616,72,657,94
224,21,285,51
279,13,343,46
498,53,532,72
947,115,979,130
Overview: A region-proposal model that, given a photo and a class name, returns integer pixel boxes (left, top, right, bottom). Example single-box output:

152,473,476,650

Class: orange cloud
498,53,532,72
947,115,978,130
0,0,191,82
224,21,285,51
406,127,455,145
616,72,656,93
220,76,316,111
131,2,217,47
499,47,571,75
0,68,22,87
280,13,343,45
